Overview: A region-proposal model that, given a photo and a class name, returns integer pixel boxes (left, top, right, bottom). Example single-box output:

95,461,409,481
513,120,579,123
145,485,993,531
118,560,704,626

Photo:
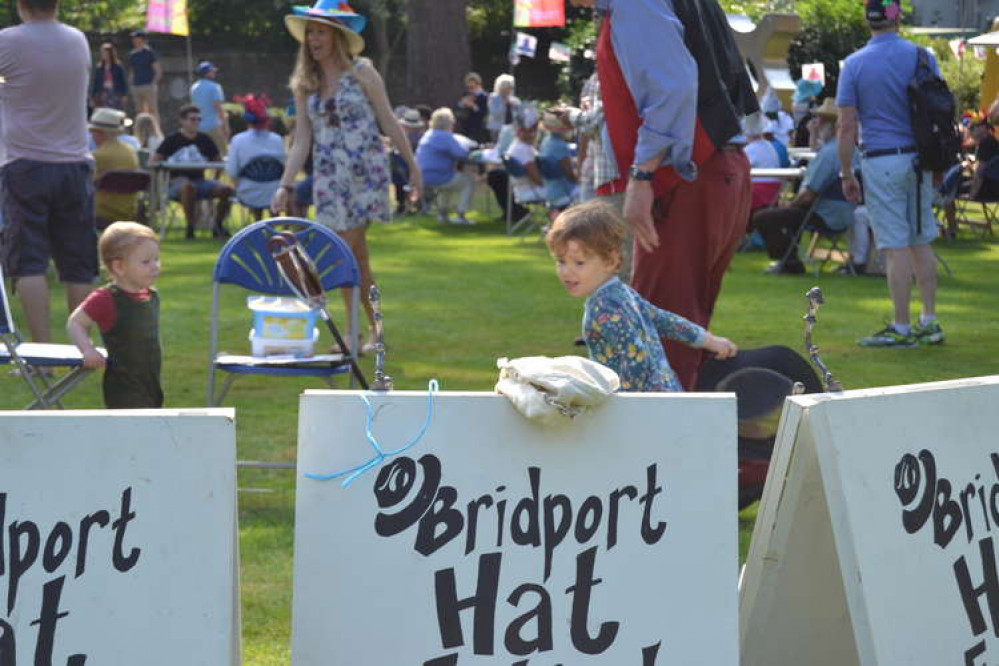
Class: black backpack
907,48,961,172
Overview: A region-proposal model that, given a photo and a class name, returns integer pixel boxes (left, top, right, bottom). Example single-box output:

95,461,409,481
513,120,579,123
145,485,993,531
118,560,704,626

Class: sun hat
285,0,367,56
812,98,840,120
88,107,132,133
398,107,423,129
196,61,217,76
541,111,573,133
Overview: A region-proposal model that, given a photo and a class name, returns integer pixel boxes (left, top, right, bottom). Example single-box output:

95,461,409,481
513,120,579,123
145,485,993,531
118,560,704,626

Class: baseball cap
865,0,901,24
130,29,146,38
196,61,217,76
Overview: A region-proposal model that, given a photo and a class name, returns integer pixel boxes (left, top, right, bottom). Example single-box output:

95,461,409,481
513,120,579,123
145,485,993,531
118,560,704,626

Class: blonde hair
546,200,626,263
430,107,455,130
133,112,163,147
289,23,354,97
99,222,159,271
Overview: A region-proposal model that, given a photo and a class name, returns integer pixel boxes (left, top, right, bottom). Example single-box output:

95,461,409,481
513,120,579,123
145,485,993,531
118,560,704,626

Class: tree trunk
368,0,393,78
405,0,470,108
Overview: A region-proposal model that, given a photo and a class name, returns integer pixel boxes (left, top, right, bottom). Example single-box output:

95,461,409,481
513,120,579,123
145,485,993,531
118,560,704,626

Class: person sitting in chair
504,107,545,206
150,103,233,239
90,107,139,230
750,99,858,274
226,93,285,221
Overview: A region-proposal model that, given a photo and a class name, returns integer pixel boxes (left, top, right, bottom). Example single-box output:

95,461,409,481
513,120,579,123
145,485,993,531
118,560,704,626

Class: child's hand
81,349,106,369
703,333,738,360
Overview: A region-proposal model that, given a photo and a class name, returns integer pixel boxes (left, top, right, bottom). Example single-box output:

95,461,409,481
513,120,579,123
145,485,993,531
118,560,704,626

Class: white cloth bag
495,355,620,426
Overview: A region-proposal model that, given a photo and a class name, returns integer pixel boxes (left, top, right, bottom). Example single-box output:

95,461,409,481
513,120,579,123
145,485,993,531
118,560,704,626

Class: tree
405,0,470,107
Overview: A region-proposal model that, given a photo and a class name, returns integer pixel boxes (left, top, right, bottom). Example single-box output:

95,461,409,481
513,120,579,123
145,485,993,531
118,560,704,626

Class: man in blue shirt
191,61,229,153
127,30,161,123
836,0,944,347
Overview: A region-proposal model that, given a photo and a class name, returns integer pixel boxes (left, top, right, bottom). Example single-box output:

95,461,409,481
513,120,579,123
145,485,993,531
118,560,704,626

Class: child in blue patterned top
547,200,738,391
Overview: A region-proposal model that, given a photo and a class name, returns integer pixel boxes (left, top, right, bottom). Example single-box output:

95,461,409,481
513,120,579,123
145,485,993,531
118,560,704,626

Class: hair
20,0,58,14
430,107,455,131
99,222,159,271
415,104,433,123
493,74,515,95
99,41,119,66
546,200,627,264
464,72,482,87
289,21,354,97
133,113,163,146
178,103,200,119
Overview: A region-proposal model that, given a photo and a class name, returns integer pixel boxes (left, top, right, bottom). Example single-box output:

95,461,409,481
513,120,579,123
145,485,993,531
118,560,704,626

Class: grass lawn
3,204,998,664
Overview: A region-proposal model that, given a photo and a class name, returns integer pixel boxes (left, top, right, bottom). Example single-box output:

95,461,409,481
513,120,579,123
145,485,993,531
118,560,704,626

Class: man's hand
841,174,862,204
624,179,658,251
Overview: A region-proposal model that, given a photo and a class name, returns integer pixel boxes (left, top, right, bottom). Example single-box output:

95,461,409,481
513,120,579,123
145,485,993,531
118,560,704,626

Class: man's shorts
0,159,97,282
169,177,224,200
860,152,938,250
132,83,158,114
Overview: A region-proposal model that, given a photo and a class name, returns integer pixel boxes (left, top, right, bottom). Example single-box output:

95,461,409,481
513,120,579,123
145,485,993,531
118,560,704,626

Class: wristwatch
629,165,655,182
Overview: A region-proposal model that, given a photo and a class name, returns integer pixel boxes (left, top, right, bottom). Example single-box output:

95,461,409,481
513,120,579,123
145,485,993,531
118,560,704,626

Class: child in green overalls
68,221,163,408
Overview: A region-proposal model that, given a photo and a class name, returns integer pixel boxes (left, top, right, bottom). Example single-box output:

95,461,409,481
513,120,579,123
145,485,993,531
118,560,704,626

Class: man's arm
836,107,862,203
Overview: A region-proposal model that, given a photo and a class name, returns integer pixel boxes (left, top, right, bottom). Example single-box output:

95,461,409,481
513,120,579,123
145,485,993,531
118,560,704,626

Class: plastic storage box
247,296,321,357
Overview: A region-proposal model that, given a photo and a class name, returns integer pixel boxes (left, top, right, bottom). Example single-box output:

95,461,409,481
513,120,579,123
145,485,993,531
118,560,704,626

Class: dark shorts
0,159,97,282
295,175,314,206
168,177,225,200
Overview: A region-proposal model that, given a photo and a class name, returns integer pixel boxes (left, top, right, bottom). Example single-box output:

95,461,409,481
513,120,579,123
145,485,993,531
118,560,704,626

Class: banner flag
515,32,538,58
513,0,565,28
548,41,571,62
147,0,189,37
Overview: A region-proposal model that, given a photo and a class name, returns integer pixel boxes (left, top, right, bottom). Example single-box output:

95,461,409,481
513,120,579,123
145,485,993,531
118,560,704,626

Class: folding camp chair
955,157,999,237
776,180,854,276
207,217,363,406
0,266,105,409
502,155,547,236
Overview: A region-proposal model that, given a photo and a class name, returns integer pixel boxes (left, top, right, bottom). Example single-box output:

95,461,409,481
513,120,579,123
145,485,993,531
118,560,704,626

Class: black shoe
763,260,805,275
185,226,195,240
834,263,865,275
574,336,585,347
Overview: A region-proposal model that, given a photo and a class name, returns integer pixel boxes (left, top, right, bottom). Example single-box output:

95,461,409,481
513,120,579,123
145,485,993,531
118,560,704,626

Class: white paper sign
801,62,826,87
292,390,737,665
0,410,238,665
741,376,999,666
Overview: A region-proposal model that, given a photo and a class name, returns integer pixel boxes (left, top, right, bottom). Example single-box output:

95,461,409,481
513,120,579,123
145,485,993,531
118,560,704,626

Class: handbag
495,355,620,427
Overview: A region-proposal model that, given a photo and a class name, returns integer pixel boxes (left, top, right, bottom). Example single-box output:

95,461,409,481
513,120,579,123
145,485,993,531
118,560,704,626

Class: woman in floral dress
273,0,421,352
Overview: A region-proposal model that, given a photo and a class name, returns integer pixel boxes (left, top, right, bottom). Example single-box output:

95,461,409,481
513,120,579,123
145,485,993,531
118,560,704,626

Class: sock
919,314,936,326
893,323,911,335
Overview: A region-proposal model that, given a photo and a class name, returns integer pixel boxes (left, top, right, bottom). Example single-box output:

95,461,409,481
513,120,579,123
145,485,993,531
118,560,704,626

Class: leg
751,205,809,262
884,247,916,326
212,184,234,236
175,181,197,238
15,275,51,343
65,282,93,314
336,226,377,346
911,243,938,318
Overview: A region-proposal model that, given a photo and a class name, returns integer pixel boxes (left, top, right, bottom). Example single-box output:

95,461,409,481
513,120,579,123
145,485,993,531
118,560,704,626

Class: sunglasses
323,98,340,129
184,115,202,122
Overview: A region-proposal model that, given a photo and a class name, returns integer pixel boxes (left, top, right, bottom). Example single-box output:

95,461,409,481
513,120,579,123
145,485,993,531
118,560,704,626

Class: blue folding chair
0,265,105,409
206,217,362,406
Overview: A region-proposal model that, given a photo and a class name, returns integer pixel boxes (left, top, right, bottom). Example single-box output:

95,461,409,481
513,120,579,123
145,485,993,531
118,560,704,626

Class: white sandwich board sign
292,390,737,665
740,376,999,665
0,410,239,666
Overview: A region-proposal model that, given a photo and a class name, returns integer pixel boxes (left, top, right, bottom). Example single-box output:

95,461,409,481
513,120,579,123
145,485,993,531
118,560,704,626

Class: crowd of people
0,0,969,411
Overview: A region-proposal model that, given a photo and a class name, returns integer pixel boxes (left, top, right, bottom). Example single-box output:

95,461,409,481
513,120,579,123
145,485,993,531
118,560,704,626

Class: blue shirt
415,129,468,187
836,32,939,152
538,134,574,207
191,78,224,131
128,47,157,86
597,0,697,180
584,277,705,393
801,140,856,232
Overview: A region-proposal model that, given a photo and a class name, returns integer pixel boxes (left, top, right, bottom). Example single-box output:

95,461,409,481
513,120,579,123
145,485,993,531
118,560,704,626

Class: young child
547,200,738,392
68,222,163,408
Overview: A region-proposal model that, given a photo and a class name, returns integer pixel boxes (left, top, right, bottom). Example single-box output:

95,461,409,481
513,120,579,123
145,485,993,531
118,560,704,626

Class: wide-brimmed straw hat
285,0,366,55
812,98,840,120
88,107,132,133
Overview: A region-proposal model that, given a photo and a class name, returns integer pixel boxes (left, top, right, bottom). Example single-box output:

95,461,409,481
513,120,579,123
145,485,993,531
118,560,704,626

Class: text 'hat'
285,0,366,55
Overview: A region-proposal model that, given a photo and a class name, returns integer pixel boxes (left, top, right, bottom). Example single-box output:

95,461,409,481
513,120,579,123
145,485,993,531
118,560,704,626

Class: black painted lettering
574,496,602,545
511,469,540,547
7,521,39,615
961,483,977,544
934,479,963,549
465,494,493,556
565,547,618,654
434,553,500,654
964,639,986,666
423,655,458,666
495,498,507,549
42,523,72,573
0,617,15,666
978,482,992,534
607,485,637,551
75,511,109,578
0,494,5,578
29,576,83,666
895,450,935,535
374,455,442,538
541,494,571,582
639,465,667,545
504,584,553,656
642,641,662,666
416,486,464,557
111,488,140,572
954,537,999,637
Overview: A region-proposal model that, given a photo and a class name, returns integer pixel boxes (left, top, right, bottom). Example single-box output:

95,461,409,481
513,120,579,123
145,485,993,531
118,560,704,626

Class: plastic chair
235,155,285,224
0,265,105,409
206,217,362,406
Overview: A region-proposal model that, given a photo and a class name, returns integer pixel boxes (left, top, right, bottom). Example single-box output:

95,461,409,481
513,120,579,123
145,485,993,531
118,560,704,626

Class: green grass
4,205,998,663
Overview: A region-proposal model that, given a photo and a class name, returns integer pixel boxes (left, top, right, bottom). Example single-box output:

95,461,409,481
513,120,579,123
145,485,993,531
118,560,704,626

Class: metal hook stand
369,285,393,392
803,287,844,393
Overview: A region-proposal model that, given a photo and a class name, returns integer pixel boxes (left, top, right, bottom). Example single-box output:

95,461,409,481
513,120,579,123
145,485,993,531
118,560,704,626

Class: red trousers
630,148,751,390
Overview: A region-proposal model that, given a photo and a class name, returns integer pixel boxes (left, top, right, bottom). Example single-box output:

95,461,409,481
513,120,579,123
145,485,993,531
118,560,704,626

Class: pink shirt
0,21,90,165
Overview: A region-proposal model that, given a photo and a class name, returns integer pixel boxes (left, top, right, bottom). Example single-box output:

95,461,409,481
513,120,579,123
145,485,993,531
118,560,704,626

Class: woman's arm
525,161,543,186
559,156,577,183
271,91,313,213
356,60,423,200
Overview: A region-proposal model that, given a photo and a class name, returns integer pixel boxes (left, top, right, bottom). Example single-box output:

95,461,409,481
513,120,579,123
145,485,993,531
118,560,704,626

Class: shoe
436,210,448,223
913,320,945,345
573,336,585,347
858,324,917,348
834,263,866,275
449,214,473,225
763,260,805,275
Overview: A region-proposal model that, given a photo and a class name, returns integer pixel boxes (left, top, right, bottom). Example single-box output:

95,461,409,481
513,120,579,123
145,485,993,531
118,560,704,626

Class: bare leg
15,275,50,343
336,226,377,348
65,282,93,315
884,247,916,326
911,243,938,319
179,182,197,237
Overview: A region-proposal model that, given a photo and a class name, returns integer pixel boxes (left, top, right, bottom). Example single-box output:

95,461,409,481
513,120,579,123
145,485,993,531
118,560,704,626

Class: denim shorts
168,177,224,200
0,159,97,282
860,152,938,250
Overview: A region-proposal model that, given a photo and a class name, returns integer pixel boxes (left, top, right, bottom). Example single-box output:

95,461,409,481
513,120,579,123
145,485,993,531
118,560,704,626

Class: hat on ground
88,107,132,133
130,29,146,38
398,107,423,128
285,0,366,56
196,61,217,76
865,0,901,24
812,98,840,119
